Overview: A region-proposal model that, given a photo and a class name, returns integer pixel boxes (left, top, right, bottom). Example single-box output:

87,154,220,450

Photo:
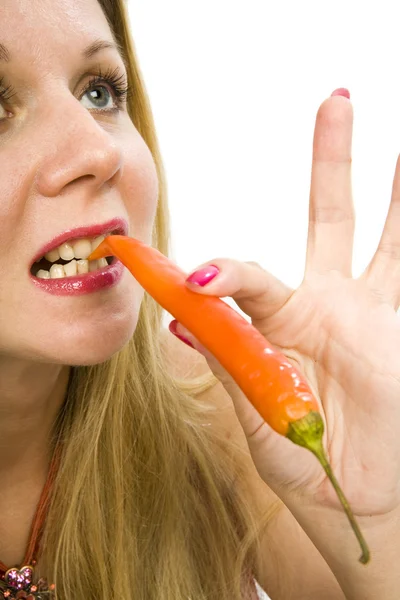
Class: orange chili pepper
88,235,370,564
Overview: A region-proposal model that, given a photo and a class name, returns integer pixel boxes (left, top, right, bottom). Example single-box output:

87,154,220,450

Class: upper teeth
35,235,109,279
41,234,106,263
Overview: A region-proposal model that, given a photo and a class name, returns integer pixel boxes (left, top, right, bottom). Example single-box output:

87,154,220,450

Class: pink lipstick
29,217,128,297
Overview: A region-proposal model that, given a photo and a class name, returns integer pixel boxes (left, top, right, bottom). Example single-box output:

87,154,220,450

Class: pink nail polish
186,265,219,286
168,320,195,349
331,88,350,99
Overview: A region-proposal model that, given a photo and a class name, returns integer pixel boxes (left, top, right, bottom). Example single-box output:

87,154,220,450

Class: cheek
121,139,159,235
0,155,32,278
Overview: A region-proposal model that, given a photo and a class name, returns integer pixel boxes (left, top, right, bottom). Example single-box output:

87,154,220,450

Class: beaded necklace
0,444,62,599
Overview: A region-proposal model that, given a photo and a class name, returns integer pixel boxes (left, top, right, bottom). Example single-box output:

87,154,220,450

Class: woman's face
0,0,159,365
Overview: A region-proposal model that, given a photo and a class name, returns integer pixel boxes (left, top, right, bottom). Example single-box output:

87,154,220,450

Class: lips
30,217,128,268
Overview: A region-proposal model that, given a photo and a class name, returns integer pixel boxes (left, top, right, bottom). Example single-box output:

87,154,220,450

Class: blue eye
80,66,131,112
0,66,131,122
0,68,131,116
81,84,115,110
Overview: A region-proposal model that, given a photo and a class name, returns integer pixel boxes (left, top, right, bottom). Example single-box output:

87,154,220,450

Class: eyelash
0,65,132,112
0,79,15,104
81,66,132,110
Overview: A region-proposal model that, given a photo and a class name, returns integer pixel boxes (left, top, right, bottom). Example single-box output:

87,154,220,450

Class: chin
67,311,140,366
27,304,141,367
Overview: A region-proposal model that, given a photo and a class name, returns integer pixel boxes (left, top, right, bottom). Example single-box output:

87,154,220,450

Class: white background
124,2,398,593
126,1,399,306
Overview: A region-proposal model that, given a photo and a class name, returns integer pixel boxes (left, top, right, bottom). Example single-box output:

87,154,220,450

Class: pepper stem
287,411,370,565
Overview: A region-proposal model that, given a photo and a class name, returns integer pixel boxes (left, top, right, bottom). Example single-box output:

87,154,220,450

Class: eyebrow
0,38,126,65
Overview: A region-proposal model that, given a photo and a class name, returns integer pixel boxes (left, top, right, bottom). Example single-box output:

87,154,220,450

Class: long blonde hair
38,1,274,597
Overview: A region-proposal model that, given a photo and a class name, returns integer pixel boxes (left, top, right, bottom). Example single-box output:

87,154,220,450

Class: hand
170,92,400,589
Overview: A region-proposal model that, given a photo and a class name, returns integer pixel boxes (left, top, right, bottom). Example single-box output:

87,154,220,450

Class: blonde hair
37,1,274,597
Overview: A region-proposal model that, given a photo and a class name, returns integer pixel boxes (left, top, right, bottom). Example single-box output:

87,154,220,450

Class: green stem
287,411,370,565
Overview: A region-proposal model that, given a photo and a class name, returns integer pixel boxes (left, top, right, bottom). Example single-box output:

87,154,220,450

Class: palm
254,271,400,516
183,93,400,527
211,94,400,521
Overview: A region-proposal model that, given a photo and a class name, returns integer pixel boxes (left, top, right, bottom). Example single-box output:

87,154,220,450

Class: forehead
0,0,114,64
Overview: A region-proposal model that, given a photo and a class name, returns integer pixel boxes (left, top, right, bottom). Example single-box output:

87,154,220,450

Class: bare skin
1,1,398,597
0,0,158,564
177,95,400,598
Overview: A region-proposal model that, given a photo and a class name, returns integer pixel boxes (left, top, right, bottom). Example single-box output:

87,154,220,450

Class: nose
34,98,123,198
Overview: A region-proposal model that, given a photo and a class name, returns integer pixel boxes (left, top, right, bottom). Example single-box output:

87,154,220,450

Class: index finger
305,92,355,277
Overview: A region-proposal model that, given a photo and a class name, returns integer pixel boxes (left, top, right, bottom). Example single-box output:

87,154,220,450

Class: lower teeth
36,258,109,279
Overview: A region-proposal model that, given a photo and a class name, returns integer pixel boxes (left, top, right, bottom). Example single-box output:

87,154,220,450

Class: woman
0,0,398,598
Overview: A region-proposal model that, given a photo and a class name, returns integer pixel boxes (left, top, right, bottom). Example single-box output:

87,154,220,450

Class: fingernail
186,265,219,287
168,320,195,349
331,88,350,99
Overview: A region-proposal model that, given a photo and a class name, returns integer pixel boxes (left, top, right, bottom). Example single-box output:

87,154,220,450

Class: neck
0,359,70,479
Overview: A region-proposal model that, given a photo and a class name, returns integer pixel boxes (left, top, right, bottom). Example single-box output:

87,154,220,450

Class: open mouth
30,232,116,279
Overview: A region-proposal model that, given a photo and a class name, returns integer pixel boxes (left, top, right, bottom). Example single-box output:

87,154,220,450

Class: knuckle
309,206,354,224
245,260,264,271
376,242,400,261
